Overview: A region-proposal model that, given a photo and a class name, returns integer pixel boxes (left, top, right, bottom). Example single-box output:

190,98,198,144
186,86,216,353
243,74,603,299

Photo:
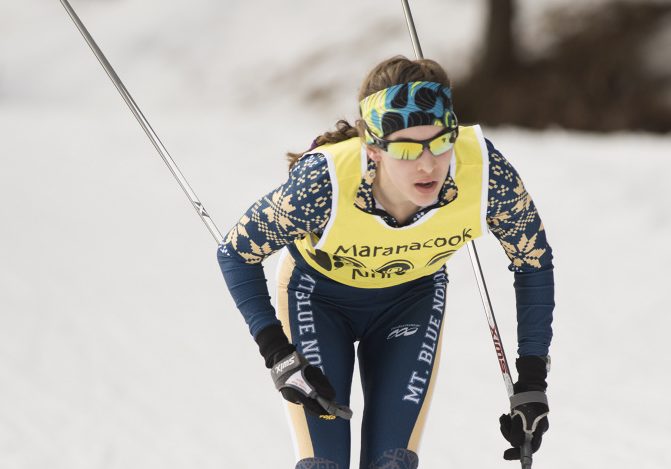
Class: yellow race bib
294,125,489,288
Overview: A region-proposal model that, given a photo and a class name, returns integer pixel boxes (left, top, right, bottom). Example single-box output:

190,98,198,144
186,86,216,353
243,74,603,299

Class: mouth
414,181,438,191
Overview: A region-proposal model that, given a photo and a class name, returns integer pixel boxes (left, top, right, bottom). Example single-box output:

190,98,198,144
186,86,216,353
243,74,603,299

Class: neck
372,175,419,226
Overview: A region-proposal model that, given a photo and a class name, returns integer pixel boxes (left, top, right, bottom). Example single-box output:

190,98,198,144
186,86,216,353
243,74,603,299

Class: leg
277,250,356,469
357,269,448,469
295,458,341,469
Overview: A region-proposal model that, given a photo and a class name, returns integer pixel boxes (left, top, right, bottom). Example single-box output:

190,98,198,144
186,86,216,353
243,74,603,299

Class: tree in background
481,0,517,75
455,0,671,132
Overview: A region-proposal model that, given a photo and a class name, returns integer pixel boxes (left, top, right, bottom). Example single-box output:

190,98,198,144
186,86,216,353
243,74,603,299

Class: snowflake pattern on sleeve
222,138,552,272
486,140,553,272
222,153,332,264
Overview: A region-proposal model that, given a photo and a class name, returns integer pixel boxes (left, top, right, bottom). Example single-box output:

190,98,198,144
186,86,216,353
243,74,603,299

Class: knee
295,457,340,469
368,448,418,469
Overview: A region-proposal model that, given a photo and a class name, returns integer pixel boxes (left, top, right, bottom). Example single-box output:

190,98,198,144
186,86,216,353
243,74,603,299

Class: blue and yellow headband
359,81,457,142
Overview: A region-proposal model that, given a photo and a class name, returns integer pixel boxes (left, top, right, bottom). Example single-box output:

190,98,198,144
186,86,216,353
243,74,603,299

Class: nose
416,148,435,173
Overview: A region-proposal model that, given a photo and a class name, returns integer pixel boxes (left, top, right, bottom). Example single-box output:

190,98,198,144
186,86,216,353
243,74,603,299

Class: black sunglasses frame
366,125,460,159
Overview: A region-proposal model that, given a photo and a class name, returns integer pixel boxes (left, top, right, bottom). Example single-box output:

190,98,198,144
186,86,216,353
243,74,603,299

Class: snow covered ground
1,1,670,468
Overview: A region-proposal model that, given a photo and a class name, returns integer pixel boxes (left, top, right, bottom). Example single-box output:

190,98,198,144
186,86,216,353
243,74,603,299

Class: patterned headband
359,81,457,141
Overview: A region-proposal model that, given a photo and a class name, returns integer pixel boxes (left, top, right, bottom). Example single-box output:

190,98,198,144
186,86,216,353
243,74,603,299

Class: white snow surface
1,1,670,468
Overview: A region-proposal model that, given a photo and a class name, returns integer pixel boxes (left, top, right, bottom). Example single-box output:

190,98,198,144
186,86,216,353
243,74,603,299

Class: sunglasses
366,126,459,161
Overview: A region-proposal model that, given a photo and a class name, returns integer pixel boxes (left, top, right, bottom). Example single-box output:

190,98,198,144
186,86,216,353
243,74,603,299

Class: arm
217,153,351,418
217,152,332,339
486,138,554,460
485,138,554,358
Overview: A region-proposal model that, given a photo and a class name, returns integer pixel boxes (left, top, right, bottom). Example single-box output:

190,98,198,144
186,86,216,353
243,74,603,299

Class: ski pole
469,242,533,469
399,1,532,467
59,0,224,245
60,1,357,421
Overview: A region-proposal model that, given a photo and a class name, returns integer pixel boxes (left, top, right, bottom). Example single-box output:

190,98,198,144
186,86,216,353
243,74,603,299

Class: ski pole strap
509,391,548,410
270,351,354,420
316,396,354,420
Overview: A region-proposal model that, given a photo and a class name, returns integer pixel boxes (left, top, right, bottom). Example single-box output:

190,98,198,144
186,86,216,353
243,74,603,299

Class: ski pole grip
520,433,533,469
316,396,353,420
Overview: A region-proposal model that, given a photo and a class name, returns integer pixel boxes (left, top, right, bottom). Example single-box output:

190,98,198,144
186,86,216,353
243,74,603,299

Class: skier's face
367,125,453,212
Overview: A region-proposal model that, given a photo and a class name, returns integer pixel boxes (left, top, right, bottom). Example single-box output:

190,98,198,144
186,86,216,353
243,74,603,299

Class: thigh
277,250,357,469
357,269,448,468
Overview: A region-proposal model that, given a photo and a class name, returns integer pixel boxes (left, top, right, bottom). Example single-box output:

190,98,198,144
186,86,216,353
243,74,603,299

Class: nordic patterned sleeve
217,153,332,338
486,140,553,273
485,139,554,358
222,153,332,264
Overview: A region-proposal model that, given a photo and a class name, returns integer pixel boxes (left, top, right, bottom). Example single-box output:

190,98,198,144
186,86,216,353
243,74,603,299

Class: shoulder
483,137,521,186
289,152,330,181
484,137,508,166
283,152,333,210
288,136,361,184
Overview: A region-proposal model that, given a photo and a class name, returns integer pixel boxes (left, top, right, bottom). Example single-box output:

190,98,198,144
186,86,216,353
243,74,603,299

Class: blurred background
458,0,671,132
4,0,671,129
1,1,669,468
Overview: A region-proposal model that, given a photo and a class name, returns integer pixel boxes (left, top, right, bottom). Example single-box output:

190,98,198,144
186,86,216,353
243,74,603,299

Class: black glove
255,325,352,419
499,356,550,461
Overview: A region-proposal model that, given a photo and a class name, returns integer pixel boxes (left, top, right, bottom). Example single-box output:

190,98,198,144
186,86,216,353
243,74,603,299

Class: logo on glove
273,355,296,374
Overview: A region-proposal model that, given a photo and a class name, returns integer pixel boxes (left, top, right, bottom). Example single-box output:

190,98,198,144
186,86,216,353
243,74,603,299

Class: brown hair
286,56,452,168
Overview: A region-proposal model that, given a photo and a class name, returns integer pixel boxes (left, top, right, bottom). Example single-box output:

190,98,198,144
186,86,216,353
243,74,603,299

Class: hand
499,356,550,461
499,395,549,460
271,350,351,419
255,324,352,419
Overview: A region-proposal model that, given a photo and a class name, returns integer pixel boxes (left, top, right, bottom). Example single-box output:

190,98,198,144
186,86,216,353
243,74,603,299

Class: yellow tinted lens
386,142,424,160
428,133,454,155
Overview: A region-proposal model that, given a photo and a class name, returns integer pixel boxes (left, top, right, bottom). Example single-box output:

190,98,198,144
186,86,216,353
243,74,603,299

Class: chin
410,193,437,207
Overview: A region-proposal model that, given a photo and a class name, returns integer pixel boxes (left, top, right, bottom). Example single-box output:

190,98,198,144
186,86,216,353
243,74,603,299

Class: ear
366,145,382,163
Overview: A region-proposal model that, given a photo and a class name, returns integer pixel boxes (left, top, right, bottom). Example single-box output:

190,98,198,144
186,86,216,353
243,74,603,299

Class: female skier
217,56,553,469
